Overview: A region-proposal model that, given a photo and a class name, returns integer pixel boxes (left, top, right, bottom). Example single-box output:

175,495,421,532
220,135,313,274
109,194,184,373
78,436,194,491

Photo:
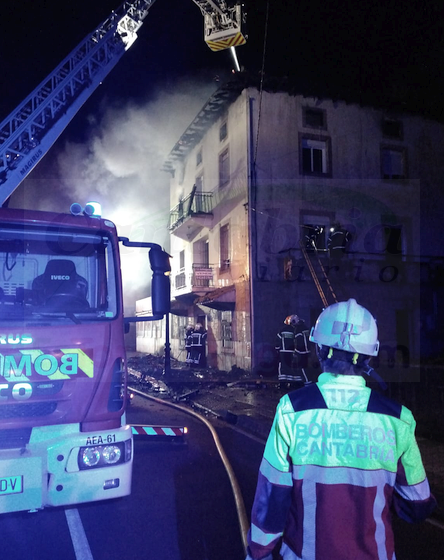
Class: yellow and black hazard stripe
206,32,246,52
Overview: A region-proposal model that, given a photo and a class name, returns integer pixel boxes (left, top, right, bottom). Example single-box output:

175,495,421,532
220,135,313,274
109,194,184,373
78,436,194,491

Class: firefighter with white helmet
246,299,436,560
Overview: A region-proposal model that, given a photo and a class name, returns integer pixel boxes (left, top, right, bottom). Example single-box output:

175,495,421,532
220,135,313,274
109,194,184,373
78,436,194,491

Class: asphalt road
1,393,444,560
1,395,249,560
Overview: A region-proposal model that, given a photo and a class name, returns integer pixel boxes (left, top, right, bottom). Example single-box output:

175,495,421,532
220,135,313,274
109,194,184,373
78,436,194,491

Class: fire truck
0,0,246,514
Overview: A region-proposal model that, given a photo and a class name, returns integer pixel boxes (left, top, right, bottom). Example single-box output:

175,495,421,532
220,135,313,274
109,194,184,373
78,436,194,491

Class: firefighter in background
246,299,436,560
292,315,312,384
328,221,351,263
184,324,194,365
189,323,207,368
276,315,310,385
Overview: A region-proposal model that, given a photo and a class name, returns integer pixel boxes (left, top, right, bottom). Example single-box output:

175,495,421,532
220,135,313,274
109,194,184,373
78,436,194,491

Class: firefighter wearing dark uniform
189,323,207,368
328,222,350,261
247,299,436,560
276,315,310,384
184,325,194,365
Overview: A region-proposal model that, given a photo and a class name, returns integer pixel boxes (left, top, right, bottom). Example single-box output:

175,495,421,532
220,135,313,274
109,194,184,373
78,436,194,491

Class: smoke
11,78,219,309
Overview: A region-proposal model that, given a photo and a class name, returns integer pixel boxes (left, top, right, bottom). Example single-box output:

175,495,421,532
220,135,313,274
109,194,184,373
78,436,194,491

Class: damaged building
136,76,444,377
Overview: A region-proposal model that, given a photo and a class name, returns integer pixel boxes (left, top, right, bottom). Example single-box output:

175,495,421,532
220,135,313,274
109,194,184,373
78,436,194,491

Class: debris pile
126,353,254,400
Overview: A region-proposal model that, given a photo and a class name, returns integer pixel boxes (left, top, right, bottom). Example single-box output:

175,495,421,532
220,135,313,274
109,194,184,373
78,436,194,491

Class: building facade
136,78,444,377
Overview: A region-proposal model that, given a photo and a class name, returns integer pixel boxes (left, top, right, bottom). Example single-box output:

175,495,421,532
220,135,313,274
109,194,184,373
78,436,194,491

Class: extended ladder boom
0,0,157,205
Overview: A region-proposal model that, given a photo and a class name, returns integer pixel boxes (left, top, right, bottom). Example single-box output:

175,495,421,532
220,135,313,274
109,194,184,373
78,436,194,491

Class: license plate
0,476,23,496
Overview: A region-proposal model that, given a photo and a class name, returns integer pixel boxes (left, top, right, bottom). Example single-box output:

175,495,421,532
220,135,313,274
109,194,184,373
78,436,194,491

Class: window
179,250,185,270
364,223,403,257
219,148,230,187
196,148,202,167
220,224,230,270
219,121,228,142
300,134,331,176
195,174,203,192
0,224,118,325
221,310,233,349
300,212,333,252
303,107,326,129
384,226,403,255
381,146,407,179
382,118,403,139
174,316,188,347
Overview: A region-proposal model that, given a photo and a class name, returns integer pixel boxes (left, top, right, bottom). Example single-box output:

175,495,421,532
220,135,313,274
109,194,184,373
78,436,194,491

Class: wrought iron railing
169,189,213,231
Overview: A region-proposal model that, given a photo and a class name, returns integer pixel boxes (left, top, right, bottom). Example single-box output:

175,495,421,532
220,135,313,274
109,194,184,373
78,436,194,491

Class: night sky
1,0,442,304
2,0,443,122
1,0,443,211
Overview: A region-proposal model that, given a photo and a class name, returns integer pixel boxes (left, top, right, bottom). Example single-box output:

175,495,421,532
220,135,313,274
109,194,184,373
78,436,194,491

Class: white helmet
309,299,379,356
284,314,299,326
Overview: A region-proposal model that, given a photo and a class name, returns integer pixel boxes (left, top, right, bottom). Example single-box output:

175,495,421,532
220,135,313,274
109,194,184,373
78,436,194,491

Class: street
1,393,443,560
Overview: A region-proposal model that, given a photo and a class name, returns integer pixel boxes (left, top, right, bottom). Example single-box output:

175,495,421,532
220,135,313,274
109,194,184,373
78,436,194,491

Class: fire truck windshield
0,224,118,325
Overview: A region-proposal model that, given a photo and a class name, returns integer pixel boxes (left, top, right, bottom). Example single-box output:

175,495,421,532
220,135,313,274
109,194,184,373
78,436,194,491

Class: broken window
381,147,407,179
382,118,403,139
221,310,233,349
220,224,230,271
303,107,327,129
219,147,230,187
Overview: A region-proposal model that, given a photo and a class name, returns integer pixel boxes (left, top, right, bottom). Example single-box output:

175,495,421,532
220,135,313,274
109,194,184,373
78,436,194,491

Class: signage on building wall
194,268,213,279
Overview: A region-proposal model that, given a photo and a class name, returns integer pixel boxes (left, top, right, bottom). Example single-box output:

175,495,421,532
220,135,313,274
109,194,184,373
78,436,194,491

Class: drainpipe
247,92,256,374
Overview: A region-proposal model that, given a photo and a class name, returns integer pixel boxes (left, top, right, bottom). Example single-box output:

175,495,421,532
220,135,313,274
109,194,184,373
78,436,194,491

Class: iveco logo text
51,275,70,280
0,334,33,345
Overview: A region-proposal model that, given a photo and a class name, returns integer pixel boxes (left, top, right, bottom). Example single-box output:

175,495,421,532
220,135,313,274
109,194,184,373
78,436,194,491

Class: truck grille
0,428,32,449
0,402,57,419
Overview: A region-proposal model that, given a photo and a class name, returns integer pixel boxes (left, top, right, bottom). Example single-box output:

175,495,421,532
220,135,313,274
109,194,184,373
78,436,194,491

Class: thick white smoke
11,78,218,309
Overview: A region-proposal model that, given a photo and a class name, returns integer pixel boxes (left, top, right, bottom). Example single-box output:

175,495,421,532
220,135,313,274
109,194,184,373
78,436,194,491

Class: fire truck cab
0,205,170,513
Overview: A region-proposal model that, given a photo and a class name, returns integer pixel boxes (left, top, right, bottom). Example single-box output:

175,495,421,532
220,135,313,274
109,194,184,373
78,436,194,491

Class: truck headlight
78,441,129,470
102,445,121,464
82,447,101,467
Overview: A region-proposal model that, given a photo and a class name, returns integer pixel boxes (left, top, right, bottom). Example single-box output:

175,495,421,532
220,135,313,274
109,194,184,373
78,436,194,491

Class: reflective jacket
247,373,436,560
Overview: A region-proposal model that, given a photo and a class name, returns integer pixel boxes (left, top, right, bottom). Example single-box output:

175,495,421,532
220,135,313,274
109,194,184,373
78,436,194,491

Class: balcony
173,263,215,299
169,187,213,240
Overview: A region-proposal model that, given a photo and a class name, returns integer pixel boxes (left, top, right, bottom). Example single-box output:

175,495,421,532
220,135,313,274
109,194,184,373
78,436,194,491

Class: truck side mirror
149,248,171,317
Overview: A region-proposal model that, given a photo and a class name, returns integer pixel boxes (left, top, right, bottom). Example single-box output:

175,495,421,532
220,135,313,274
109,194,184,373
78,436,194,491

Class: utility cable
253,0,270,166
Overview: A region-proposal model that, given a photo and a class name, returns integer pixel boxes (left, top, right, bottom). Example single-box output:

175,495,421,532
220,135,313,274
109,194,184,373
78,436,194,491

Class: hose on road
132,388,250,554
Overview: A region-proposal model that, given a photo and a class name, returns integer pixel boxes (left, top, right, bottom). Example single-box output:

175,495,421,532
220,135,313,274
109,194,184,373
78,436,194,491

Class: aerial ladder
0,0,247,206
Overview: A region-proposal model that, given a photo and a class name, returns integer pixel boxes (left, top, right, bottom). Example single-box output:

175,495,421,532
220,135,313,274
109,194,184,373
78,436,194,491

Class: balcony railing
174,263,215,291
169,188,213,231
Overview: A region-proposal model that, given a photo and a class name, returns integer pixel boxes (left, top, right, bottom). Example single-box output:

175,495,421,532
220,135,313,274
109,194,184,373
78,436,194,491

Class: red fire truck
0,0,246,514
0,203,171,513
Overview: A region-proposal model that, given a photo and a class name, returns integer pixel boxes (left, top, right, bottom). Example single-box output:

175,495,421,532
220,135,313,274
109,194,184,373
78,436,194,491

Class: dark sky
1,0,443,210
2,0,442,304
2,0,443,122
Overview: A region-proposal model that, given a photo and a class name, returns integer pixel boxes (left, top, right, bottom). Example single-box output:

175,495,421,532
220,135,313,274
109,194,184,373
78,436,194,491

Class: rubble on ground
126,353,263,400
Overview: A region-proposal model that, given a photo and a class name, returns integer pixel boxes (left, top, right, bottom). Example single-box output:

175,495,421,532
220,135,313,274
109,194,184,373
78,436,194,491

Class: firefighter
246,299,436,560
328,221,351,261
189,323,207,368
276,315,310,385
292,315,312,385
184,325,194,365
